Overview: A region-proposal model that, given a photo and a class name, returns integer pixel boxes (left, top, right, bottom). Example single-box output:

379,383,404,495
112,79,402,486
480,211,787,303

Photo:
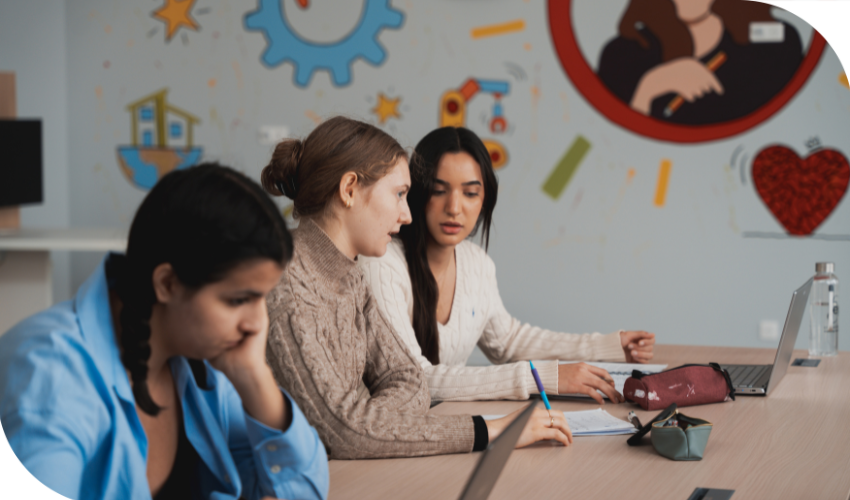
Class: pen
529,361,552,411
627,411,642,430
663,51,727,117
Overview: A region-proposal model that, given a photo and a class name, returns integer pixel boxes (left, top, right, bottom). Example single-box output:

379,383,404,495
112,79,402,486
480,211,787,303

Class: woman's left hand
620,330,655,363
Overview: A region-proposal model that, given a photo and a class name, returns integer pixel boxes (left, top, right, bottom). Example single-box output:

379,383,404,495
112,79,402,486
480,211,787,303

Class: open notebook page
482,409,636,436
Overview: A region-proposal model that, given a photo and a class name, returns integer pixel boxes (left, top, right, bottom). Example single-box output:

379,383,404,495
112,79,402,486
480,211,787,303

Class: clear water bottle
809,262,839,357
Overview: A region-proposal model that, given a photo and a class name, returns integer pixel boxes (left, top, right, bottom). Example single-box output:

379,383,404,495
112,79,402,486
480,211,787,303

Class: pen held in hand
663,51,727,117
529,361,552,411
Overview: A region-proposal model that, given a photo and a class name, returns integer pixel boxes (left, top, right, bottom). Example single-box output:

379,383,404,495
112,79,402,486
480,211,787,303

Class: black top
597,22,803,125
153,422,200,500
472,415,489,452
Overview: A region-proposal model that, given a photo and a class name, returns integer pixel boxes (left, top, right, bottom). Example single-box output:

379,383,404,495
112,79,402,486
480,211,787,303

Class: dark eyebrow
433,179,481,187
229,290,263,298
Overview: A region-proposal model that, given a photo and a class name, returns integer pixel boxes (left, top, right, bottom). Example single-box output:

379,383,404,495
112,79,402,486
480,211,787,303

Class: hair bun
262,139,303,199
282,140,303,198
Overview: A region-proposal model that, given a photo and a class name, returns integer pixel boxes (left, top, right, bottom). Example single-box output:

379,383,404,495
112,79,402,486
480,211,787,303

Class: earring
346,199,352,208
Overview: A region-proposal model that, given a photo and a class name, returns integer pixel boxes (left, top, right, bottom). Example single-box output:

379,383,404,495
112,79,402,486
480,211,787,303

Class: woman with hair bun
261,116,573,460
0,164,328,500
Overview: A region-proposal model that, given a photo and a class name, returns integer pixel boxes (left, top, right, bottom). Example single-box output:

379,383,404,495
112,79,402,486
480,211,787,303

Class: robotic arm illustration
440,78,510,169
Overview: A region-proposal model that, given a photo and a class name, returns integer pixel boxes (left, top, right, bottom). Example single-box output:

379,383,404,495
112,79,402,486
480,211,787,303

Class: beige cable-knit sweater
265,219,476,459
358,239,626,402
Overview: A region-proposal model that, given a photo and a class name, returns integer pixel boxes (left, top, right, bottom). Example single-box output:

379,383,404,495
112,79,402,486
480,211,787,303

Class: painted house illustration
117,88,203,190
126,89,199,149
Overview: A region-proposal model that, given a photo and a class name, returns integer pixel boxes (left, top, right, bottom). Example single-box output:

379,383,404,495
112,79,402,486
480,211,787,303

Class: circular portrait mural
548,0,827,142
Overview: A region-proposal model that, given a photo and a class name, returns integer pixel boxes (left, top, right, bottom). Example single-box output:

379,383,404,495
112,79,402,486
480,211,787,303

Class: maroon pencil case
623,363,735,411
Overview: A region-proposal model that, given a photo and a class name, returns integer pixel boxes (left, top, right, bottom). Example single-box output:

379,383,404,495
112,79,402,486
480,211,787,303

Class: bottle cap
816,262,835,273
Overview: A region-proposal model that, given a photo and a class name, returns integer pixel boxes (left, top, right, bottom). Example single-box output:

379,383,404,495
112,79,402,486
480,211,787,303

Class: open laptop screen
766,278,812,392
458,402,536,500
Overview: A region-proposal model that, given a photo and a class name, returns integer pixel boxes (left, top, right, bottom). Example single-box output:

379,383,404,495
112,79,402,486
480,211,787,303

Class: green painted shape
542,135,591,200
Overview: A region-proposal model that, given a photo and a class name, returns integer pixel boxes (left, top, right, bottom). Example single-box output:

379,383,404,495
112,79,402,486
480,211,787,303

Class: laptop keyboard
724,365,770,388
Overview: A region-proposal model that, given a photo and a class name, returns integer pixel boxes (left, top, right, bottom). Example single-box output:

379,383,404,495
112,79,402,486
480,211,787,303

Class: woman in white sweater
359,127,655,404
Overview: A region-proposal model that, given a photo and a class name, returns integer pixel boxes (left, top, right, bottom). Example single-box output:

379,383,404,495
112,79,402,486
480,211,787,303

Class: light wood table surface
328,345,850,499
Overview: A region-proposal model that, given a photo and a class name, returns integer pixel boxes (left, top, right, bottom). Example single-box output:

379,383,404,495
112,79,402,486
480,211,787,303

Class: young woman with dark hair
358,127,656,404
261,116,573,460
597,0,803,124
0,164,328,500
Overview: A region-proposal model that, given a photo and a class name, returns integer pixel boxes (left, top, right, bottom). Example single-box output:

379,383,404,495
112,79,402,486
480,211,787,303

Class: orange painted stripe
654,160,672,207
471,19,525,39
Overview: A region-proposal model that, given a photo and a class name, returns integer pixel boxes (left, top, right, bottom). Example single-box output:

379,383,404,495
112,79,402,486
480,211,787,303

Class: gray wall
12,0,850,351
0,0,72,303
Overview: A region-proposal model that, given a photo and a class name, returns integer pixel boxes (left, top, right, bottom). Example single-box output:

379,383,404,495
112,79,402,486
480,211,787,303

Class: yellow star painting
371,93,402,124
153,0,200,42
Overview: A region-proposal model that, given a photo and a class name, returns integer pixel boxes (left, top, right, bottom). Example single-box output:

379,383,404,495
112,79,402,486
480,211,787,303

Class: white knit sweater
358,239,626,402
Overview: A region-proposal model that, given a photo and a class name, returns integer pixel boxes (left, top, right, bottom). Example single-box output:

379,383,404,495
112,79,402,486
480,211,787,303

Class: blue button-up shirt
0,260,329,500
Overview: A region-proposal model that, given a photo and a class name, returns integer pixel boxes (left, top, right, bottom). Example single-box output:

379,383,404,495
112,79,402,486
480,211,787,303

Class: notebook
551,361,667,399
482,408,636,436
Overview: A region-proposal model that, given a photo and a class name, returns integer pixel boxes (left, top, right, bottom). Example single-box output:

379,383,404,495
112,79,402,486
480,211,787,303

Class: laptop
720,278,812,395
458,402,536,500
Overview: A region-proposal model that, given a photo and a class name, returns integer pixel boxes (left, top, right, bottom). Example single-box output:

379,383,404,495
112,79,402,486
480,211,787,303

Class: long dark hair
110,163,293,416
261,116,408,216
398,127,498,364
618,0,774,62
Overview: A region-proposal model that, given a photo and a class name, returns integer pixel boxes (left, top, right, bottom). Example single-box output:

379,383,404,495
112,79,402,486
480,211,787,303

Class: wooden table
328,345,850,499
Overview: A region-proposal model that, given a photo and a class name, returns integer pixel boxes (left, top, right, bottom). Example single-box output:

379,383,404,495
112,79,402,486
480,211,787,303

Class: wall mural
244,0,404,87
752,142,849,235
371,92,402,125
439,78,511,170
542,136,591,200
76,0,849,244
116,89,203,190
547,0,847,239
548,0,827,143
151,0,203,43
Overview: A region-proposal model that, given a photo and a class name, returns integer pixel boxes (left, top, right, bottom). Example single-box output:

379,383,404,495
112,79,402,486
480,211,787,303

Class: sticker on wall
548,0,827,143
440,78,510,169
152,0,201,42
244,0,404,87
751,141,849,236
116,89,203,190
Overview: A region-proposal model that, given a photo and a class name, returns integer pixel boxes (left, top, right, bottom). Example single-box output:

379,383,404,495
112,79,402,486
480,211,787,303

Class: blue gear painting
245,0,404,88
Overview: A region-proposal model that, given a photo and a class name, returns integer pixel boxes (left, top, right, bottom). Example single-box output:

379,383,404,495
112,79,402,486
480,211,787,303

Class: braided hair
110,163,292,416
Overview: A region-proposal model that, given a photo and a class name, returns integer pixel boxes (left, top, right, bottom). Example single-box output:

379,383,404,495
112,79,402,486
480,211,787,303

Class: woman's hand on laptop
620,330,656,363
485,407,573,448
558,363,624,404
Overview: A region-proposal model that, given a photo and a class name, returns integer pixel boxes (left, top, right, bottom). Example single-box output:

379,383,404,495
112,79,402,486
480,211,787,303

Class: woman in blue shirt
0,164,329,500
